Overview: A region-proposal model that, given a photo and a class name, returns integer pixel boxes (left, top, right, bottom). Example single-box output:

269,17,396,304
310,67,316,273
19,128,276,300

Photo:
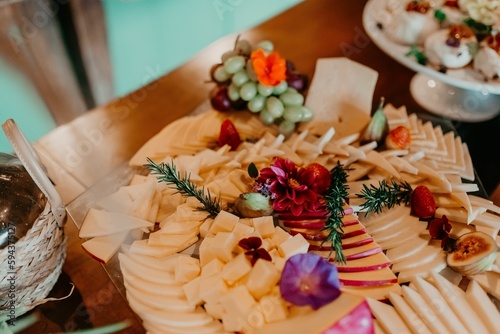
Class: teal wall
0,0,301,153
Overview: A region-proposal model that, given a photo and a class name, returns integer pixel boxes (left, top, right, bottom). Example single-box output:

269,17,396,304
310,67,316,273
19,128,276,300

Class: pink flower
256,158,325,216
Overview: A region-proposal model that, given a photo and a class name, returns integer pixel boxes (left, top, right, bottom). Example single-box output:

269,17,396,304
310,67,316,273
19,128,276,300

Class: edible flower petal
251,48,287,87
429,215,452,248
239,236,272,266
280,253,341,310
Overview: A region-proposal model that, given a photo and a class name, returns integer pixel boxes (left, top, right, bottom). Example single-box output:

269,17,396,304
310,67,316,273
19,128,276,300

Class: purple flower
280,253,341,310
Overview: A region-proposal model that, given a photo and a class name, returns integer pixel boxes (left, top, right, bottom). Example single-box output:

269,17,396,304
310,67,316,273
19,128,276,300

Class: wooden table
16,0,500,332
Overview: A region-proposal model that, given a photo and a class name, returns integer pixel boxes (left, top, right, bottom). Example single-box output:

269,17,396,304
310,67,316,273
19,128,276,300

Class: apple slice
465,279,500,334
388,292,431,334
430,272,489,334
253,293,373,334
282,219,326,230
341,283,401,301
338,267,397,287
367,297,411,334
308,233,373,251
81,230,129,264
313,241,382,262
79,208,153,238
335,252,391,272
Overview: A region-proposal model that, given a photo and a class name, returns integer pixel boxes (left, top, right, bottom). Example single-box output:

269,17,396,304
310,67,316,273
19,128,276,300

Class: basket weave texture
0,201,66,316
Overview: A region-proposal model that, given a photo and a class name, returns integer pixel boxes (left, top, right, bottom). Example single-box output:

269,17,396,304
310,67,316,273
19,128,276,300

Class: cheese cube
247,306,266,329
199,236,216,266
260,295,289,323
182,276,203,306
212,232,238,262
278,233,309,259
204,302,225,319
221,312,248,332
222,253,252,285
175,255,200,282
220,285,256,319
252,216,275,238
232,222,255,239
202,258,224,278
271,226,292,246
261,238,273,251
210,210,239,234
246,259,280,299
185,197,202,207
199,274,229,304
199,218,213,238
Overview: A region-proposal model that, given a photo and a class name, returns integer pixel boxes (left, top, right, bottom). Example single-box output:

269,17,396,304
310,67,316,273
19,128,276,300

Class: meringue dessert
473,33,500,81
385,0,440,45
424,24,478,69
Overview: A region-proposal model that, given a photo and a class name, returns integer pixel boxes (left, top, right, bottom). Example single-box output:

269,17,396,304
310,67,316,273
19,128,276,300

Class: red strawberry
385,125,411,150
411,185,436,218
218,119,241,151
304,163,331,194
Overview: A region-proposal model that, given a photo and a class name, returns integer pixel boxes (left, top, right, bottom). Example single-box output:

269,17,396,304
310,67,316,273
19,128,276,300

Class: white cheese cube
175,255,200,282
210,210,239,234
199,218,213,238
261,238,273,251
182,276,203,306
252,216,275,238
211,232,237,262
221,312,248,332
278,233,309,259
185,197,202,207
232,222,255,239
199,236,216,266
246,259,280,299
204,302,225,319
260,295,289,323
222,253,252,285
220,285,256,319
201,258,224,278
247,306,266,329
199,274,229,304
271,226,292,246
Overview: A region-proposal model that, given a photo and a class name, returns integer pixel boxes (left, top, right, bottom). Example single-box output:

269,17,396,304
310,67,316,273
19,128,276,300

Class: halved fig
447,232,499,276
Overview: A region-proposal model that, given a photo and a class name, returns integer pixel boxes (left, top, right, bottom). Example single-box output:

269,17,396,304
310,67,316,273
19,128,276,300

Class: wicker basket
0,119,67,318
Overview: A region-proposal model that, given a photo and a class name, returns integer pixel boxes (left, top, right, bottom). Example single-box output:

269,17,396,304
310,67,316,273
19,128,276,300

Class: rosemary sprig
356,179,412,215
323,162,349,264
145,158,221,217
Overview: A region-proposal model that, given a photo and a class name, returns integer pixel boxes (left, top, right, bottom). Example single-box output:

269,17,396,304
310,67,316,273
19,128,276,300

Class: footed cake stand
363,0,500,122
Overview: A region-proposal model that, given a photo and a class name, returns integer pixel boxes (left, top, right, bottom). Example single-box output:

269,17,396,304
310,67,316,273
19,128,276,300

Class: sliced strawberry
304,163,331,194
411,185,436,218
385,125,411,150
218,119,242,151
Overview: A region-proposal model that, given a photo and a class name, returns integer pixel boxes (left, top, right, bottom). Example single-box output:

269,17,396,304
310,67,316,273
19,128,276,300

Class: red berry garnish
411,185,436,218
385,125,411,150
304,163,331,194
218,119,242,151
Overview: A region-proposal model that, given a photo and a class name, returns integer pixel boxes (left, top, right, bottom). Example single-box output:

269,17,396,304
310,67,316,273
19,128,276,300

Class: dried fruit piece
234,192,273,218
410,185,436,218
385,125,411,150
218,119,242,150
304,163,331,194
447,232,499,276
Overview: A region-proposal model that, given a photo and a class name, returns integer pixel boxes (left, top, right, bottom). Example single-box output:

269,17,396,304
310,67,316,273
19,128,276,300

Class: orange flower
251,48,287,87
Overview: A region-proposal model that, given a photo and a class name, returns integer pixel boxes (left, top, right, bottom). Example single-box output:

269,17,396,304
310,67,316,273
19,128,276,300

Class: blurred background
0,0,301,153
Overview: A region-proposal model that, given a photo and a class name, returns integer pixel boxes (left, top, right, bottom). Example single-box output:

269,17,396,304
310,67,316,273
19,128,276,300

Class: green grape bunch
209,36,312,136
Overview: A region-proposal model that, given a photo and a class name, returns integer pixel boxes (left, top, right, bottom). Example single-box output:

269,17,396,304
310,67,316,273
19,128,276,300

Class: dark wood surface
15,0,500,332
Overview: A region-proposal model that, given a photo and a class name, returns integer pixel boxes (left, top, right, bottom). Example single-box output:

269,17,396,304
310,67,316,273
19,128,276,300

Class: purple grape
231,98,247,110
287,72,308,92
210,86,232,112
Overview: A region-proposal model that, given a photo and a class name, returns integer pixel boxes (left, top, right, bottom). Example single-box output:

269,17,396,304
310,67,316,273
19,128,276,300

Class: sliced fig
447,232,499,276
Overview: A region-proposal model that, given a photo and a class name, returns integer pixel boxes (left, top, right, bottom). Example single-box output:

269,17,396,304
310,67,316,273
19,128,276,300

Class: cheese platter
66,50,500,333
